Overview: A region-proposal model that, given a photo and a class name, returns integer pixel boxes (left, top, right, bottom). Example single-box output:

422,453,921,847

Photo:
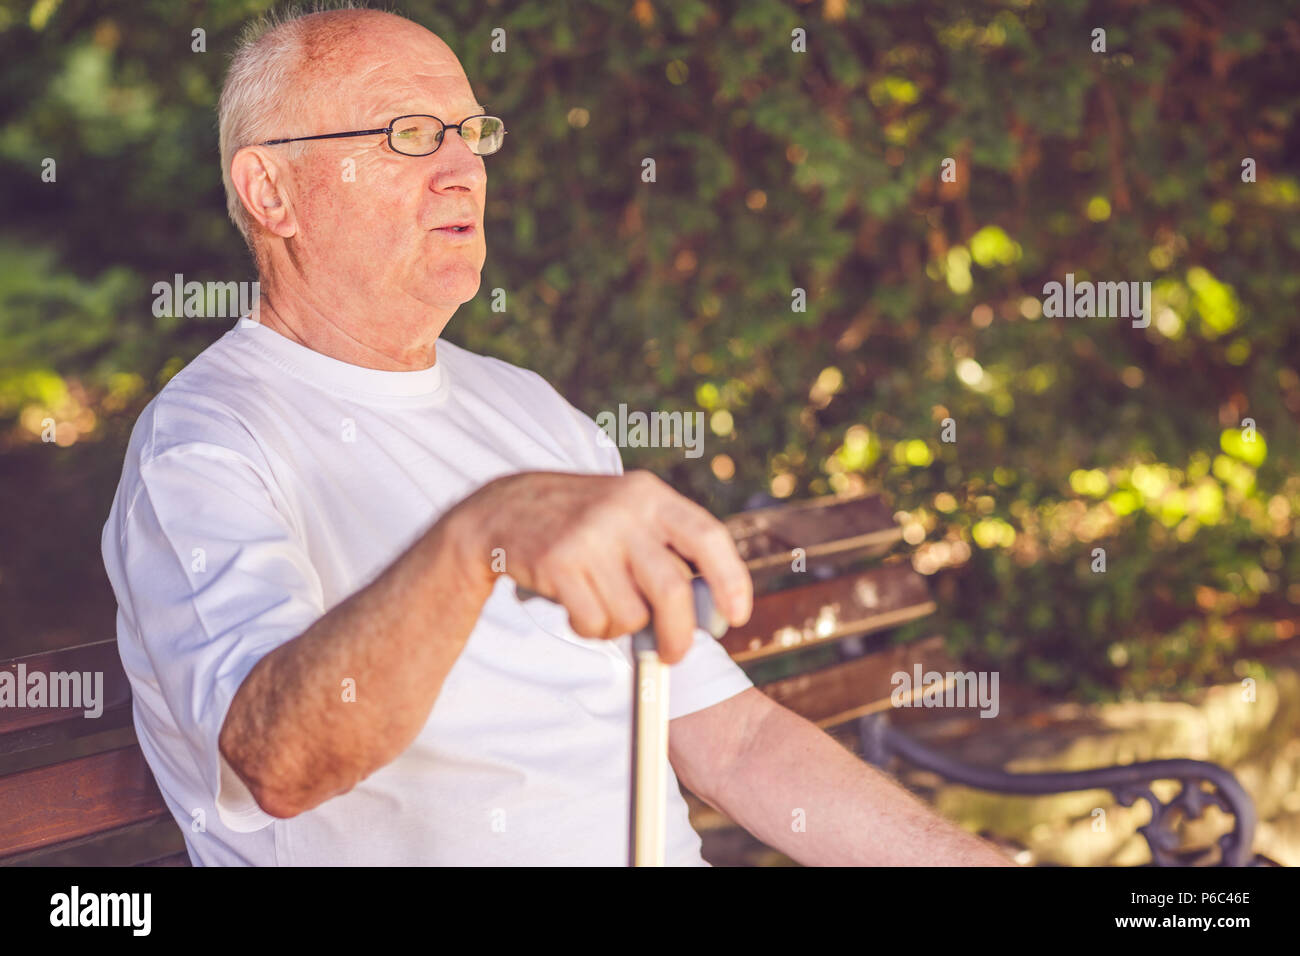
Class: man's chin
417,270,482,310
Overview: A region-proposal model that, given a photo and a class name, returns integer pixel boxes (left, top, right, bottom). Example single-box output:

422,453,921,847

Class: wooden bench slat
725,495,900,572
0,746,169,861
720,563,937,663
755,635,951,727
0,640,133,755
2,814,183,866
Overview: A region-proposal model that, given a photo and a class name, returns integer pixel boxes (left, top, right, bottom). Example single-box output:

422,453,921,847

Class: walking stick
629,577,729,867
516,577,730,867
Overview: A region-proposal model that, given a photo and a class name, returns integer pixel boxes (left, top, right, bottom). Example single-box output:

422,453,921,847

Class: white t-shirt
100,320,752,866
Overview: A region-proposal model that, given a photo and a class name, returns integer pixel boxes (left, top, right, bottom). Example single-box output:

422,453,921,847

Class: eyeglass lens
390,115,505,156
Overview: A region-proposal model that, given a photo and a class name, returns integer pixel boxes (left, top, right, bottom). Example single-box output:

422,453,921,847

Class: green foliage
2,0,1298,695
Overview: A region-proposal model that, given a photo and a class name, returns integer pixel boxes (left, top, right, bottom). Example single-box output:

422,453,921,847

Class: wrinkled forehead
297,16,480,130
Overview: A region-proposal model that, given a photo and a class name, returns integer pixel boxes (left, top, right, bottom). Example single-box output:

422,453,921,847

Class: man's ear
230,147,298,240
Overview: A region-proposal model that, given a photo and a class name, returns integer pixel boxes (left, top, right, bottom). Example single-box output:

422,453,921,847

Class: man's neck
250,282,447,372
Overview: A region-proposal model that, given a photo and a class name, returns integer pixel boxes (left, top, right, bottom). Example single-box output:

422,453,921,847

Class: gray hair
217,2,368,256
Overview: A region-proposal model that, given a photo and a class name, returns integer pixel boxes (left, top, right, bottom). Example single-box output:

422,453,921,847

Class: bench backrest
0,493,937,864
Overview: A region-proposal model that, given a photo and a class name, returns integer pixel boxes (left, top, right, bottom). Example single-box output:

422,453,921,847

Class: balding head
219,6,465,248
218,5,494,370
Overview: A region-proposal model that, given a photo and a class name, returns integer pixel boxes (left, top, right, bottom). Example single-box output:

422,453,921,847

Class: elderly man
101,7,1008,866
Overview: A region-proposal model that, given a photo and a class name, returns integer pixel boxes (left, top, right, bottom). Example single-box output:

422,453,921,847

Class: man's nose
428,132,486,193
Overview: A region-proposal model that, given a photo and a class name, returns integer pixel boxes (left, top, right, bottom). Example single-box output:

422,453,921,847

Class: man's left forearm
702,693,1013,866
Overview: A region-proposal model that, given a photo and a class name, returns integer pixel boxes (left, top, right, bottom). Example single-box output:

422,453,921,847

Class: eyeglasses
257,114,507,157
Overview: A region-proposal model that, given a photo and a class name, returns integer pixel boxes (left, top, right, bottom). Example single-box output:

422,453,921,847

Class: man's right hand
445,470,753,663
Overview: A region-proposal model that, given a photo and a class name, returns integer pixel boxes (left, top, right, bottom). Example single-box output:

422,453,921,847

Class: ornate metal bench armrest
859,713,1257,867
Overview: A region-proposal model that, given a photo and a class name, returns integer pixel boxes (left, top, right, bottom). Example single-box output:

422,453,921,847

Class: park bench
0,493,1263,866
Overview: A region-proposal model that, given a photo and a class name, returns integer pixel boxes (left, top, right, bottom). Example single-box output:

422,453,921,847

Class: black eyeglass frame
256,113,506,157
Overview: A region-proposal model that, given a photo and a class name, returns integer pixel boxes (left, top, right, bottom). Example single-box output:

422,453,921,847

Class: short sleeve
668,629,753,720
105,442,326,833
